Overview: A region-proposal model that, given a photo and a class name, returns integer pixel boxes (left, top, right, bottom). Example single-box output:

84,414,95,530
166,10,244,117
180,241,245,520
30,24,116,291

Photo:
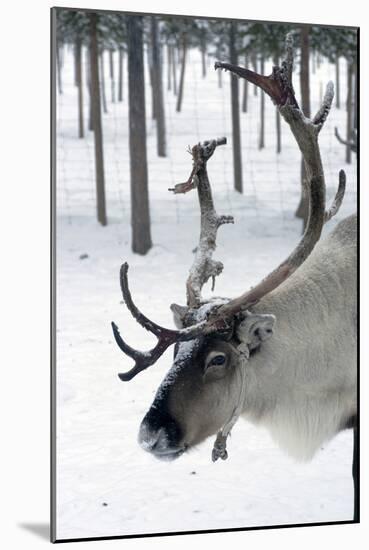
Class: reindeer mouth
151,446,187,461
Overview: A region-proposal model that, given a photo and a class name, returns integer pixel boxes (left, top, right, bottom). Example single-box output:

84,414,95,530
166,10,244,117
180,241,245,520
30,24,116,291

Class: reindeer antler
207,32,346,328
112,263,208,381
335,127,357,153
112,138,231,380
214,33,299,110
170,137,234,308
112,34,346,381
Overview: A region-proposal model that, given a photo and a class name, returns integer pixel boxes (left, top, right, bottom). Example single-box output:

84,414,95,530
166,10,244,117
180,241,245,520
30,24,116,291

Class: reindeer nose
138,411,185,460
138,423,169,453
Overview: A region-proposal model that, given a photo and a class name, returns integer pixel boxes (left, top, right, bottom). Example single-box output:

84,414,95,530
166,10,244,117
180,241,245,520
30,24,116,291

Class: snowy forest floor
55,45,357,539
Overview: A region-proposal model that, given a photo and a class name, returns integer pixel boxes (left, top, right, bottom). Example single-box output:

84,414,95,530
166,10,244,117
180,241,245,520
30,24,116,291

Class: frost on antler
313,81,334,128
170,138,234,308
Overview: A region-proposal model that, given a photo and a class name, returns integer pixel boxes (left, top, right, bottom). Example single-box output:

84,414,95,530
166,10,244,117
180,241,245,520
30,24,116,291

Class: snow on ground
55,42,357,540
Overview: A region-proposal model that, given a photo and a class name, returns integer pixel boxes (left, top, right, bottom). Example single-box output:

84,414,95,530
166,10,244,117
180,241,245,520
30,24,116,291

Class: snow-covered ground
55,41,357,540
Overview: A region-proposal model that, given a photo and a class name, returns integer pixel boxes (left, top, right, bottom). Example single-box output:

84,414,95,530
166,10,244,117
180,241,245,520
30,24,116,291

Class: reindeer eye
208,354,226,367
204,352,228,379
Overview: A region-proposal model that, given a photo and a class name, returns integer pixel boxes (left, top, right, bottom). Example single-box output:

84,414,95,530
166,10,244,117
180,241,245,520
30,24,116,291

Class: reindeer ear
236,312,276,351
170,303,190,329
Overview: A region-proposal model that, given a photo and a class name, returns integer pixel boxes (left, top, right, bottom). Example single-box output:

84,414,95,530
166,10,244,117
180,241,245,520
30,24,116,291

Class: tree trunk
258,56,265,150
89,13,107,226
242,54,248,112
252,52,258,96
295,25,311,230
118,48,124,102
147,47,156,119
201,36,207,78
59,42,64,66
353,61,357,130
274,54,281,153
151,17,166,157
346,60,353,164
56,40,63,94
76,38,84,138
171,44,177,95
276,106,281,153
86,48,93,131
99,51,108,114
127,16,152,254
218,66,222,88
217,45,222,89
73,42,78,86
230,22,243,193
109,48,115,103
176,33,187,112
167,44,172,91
335,55,340,109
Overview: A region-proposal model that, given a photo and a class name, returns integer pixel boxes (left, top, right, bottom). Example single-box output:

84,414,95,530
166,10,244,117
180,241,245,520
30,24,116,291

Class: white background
0,0,367,549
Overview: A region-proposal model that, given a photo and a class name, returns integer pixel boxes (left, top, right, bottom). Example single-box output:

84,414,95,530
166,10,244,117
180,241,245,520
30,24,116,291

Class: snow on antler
169,138,234,309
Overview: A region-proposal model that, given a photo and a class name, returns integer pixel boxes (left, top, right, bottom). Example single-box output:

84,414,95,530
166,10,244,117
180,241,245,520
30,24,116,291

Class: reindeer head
138,301,276,461
112,34,345,462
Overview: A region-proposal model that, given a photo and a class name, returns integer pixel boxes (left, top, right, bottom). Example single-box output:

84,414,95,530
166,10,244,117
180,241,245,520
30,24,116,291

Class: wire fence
56,45,357,233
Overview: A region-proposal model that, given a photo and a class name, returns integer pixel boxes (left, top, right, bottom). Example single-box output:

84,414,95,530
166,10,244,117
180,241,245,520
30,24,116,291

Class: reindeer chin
151,447,186,462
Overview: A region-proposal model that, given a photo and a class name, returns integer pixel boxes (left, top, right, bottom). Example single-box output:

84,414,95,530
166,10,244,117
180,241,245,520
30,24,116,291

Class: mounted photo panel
51,6,358,543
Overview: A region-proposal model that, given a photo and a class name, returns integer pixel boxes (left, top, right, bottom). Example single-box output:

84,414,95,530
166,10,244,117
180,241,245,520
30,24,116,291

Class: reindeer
112,34,358,521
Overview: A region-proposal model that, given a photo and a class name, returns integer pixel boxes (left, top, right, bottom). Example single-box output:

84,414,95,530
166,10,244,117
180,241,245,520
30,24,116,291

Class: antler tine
214,32,298,110
335,127,357,153
313,81,334,129
208,33,344,329
169,137,234,308
112,263,208,380
325,170,346,223
111,321,178,381
118,263,177,337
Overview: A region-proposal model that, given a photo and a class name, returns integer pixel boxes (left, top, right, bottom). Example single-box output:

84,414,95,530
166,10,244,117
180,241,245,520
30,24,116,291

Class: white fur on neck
240,215,357,462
